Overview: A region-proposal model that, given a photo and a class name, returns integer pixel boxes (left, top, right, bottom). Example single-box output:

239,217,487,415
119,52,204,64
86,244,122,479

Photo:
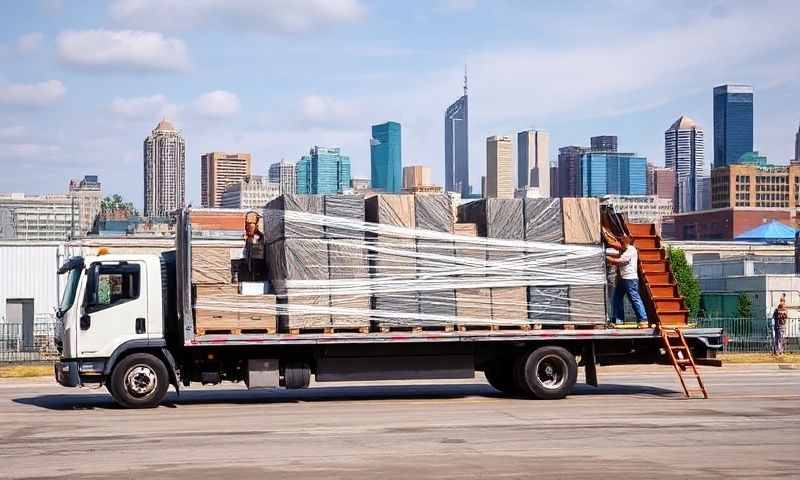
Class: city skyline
1,2,799,207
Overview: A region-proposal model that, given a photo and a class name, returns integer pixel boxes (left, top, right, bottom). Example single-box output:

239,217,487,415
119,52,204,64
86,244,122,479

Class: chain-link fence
695,317,800,354
0,316,60,363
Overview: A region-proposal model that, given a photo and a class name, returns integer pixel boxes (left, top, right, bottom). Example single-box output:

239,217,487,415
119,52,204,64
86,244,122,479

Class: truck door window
86,263,140,313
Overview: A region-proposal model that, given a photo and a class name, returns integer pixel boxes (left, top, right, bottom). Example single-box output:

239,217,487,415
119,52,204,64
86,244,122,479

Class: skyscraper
295,146,351,194
517,130,550,196
557,146,587,198
485,136,513,199
269,159,297,195
665,115,704,212
200,152,252,208
144,119,185,217
590,135,618,152
370,121,402,193
444,69,469,196
580,152,647,197
713,84,753,168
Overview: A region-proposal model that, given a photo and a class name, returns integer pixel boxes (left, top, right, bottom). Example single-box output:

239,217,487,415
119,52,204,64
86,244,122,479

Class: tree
101,194,138,216
667,247,700,316
736,293,752,319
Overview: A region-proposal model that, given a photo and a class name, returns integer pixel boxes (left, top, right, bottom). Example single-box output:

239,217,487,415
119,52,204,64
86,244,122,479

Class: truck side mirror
85,264,99,308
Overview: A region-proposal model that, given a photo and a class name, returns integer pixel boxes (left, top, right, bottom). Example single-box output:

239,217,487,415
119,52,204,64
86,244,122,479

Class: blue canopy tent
735,220,797,244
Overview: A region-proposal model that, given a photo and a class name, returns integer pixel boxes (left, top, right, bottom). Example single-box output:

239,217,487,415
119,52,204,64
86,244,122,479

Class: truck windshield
58,268,81,317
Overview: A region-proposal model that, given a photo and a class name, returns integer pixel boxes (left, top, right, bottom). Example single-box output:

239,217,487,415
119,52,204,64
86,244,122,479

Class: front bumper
54,361,80,387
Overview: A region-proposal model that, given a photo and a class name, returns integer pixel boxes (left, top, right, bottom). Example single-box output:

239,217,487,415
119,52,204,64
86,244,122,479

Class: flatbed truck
53,210,723,408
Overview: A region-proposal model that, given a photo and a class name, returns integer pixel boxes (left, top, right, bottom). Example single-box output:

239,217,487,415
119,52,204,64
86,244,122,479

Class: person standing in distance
606,235,649,328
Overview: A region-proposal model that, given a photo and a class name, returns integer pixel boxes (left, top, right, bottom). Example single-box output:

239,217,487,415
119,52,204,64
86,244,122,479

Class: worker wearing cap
606,234,649,328
242,211,267,281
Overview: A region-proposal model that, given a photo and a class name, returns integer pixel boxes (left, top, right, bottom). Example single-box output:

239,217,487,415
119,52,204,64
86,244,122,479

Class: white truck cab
54,253,175,407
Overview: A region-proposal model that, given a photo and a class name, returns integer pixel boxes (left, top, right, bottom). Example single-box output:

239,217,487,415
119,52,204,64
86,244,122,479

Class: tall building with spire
444,67,470,196
143,119,185,217
665,115,704,212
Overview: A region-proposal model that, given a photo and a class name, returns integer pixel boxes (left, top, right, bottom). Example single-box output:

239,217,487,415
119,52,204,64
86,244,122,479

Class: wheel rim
125,364,158,397
535,354,567,390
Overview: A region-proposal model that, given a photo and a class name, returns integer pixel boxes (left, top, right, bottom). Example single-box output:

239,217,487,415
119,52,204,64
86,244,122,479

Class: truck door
77,261,148,357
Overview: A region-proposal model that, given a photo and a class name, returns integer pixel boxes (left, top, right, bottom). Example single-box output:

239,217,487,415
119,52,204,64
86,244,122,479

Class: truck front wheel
515,346,577,400
109,352,169,408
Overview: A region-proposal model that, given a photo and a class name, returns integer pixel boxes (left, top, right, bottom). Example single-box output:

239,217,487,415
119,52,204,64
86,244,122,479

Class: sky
0,0,799,208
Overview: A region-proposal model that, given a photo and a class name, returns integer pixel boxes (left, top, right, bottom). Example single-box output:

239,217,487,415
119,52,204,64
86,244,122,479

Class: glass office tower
370,121,402,193
713,84,753,168
580,152,647,197
295,147,351,194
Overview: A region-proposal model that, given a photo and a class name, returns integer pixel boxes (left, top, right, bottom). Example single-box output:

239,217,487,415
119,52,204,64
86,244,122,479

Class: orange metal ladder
661,328,709,399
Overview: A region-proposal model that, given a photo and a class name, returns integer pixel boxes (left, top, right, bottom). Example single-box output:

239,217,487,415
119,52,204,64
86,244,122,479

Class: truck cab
54,253,175,407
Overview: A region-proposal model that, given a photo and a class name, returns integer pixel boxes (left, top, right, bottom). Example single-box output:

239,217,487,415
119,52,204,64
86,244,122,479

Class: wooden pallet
456,323,532,332
288,326,371,335
377,324,455,333
195,327,277,336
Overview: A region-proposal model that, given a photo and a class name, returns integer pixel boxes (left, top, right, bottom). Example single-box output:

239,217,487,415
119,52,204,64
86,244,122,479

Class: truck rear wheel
484,361,520,395
515,346,577,400
109,352,169,408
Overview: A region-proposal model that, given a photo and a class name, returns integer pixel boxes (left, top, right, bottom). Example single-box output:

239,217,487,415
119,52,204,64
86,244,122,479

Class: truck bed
187,327,723,347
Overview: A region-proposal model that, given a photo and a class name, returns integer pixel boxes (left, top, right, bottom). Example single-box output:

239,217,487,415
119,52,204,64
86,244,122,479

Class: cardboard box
414,194,454,233
569,285,607,324
490,287,529,323
458,198,524,240
455,288,492,322
523,198,564,243
276,291,331,331
527,286,570,322
329,294,371,328
192,247,236,284
365,194,415,228
268,239,329,281
264,194,324,242
324,194,365,240
562,197,601,244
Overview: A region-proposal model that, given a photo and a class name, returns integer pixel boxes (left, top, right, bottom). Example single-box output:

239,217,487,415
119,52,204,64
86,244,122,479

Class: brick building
667,207,795,240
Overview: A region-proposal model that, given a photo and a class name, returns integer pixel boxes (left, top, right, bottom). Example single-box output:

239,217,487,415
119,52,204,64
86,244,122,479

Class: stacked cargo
560,198,606,325
414,194,456,329
452,222,492,328
458,199,529,327
190,210,278,335
324,195,370,331
365,194,419,329
265,195,330,332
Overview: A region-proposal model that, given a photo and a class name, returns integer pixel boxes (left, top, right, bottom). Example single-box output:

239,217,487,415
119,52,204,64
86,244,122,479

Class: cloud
56,30,190,72
193,90,241,118
110,94,178,120
109,0,365,34
16,33,44,53
299,95,361,127
0,80,66,107
0,143,61,158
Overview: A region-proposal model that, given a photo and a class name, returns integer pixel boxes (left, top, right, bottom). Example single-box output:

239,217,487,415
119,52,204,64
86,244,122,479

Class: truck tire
515,346,577,400
109,352,169,408
484,361,520,395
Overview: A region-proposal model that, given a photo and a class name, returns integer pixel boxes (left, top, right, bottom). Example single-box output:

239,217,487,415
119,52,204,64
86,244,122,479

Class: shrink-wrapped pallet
527,286,570,322
276,291,331,331
366,194,419,325
264,194,324,241
562,197,601,244
523,198,564,243
457,198,524,240
324,195,364,240
414,194,455,233
268,239,329,281
416,239,457,321
453,222,492,323
569,285,607,324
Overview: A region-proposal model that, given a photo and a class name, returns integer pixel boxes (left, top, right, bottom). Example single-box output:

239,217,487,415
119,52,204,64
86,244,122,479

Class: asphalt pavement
0,364,798,480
